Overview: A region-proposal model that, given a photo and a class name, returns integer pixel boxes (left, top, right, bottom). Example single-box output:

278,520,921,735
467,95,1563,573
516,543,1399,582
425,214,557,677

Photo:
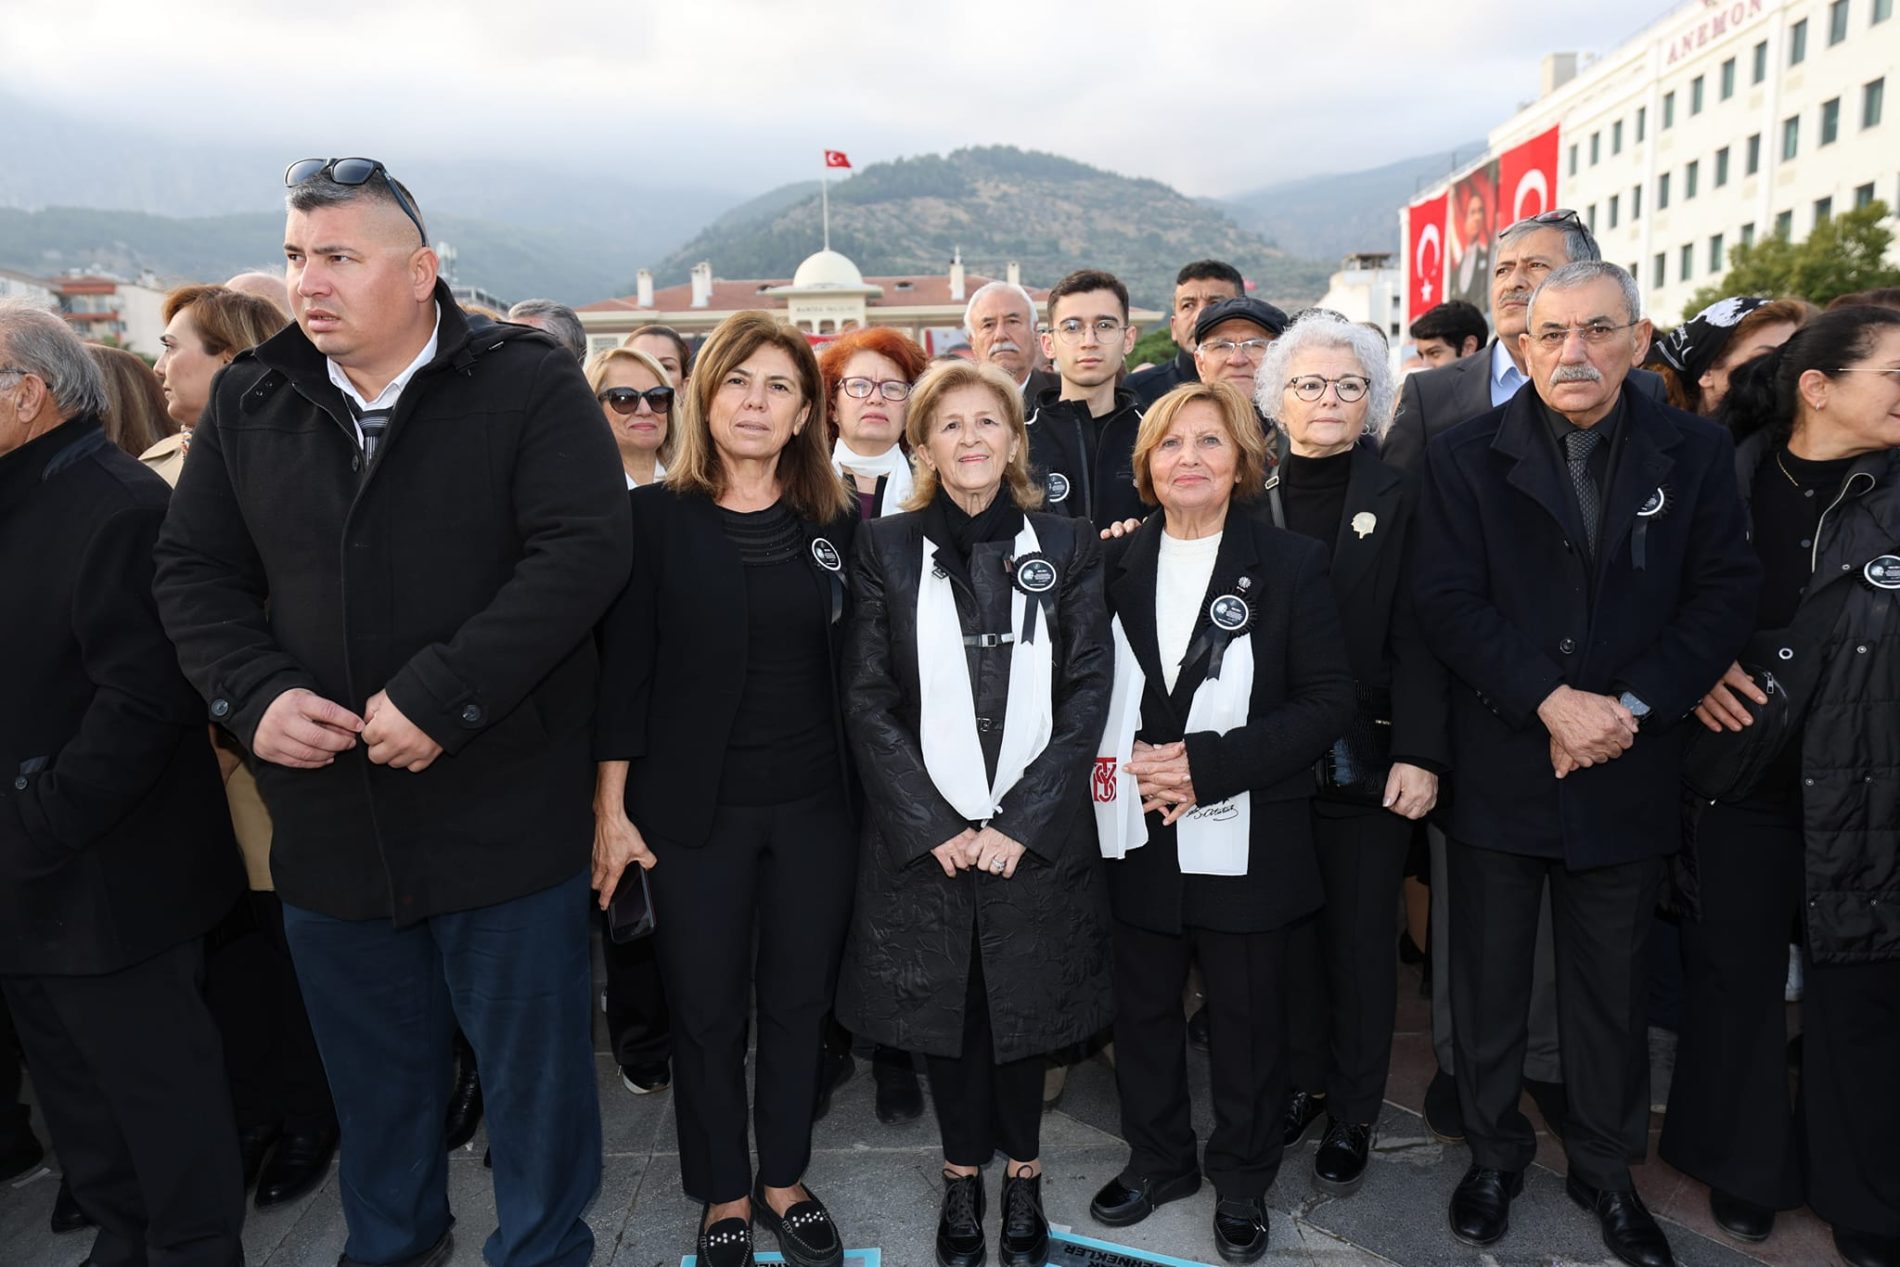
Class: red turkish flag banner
1405,191,1449,321
824,150,852,169
1497,125,1562,223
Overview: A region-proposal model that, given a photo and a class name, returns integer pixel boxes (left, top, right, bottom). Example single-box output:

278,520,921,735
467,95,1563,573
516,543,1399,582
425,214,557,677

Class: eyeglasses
1531,320,1638,349
1831,367,1900,381
598,386,674,415
1200,338,1272,359
840,377,913,402
1053,318,1126,342
1285,374,1370,402
0,366,28,380
285,157,429,246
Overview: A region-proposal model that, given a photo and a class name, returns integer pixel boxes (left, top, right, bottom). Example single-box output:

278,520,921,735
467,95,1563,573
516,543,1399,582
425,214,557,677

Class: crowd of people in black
0,159,1896,1267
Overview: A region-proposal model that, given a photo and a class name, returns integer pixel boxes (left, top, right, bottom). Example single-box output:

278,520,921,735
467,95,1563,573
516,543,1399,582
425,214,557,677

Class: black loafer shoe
1312,1119,1372,1195
999,1169,1049,1267
620,1062,670,1095
1088,1169,1200,1227
443,1062,483,1152
813,1048,855,1123
1212,1196,1268,1264
1423,1071,1464,1143
256,1126,338,1208
1449,1165,1522,1246
50,1176,92,1234
1281,1089,1327,1148
1835,1226,1900,1267
754,1183,844,1267
1709,1188,1774,1242
0,1131,44,1183
695,1215,756,1267
872,1049,923,1125
238,1124,280,1190
1566,1174,1674,1267
936,1171,986,1267
1525,1077,1569,1141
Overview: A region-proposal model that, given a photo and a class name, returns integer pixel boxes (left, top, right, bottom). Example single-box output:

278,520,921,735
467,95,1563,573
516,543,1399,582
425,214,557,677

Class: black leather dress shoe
1525,1077,1569,1141
1709,1188,1774,1242
1281,1089,1327,1148
754,1183,844,1267
1835,1226,1900,1267
872,1047,923,1125
1448,1165,1523,1246
1423,1071,1464,1143
1088,1169,1200,1227
999,1169,1048,1267
813,1047,855,1123
1212,1196,1268,1264
0,1131,44,1183
936,1170,985,1267
256,1126,338,1208
238,1124,280,1190
695,1216,756,1267
443,1060,483,1152
1566,1174,1674,1267
50,1176,92,1234
1312,1119,1372,1195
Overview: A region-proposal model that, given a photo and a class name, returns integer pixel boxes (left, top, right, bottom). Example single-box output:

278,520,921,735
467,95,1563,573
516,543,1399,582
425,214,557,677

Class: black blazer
1102,506,1356,935
1411,383,1760,868
595,486,858,848
0,420,243,975
1266,441,1451,772
1383,340,1665,474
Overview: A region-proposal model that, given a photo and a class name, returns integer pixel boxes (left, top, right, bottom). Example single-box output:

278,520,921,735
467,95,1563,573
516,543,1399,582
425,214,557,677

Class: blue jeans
283,871,600,1267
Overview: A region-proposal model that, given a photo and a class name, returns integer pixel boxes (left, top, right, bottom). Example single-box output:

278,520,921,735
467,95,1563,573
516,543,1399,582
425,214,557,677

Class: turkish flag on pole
1405,191,1449,322
1498,125,1561,223
824,150,852,169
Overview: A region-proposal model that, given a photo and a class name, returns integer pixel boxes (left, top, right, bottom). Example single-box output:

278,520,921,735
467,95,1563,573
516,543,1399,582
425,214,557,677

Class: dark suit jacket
594,486,858,849
1383,340,1666,474
1101,506,1355,935
1411,383,1760,868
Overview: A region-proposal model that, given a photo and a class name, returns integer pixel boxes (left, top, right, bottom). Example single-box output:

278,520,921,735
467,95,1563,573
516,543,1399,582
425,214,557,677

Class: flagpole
822,167,831,251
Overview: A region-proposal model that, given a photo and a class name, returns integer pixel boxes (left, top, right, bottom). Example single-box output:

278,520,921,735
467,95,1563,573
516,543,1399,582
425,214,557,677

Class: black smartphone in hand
606,865,656,943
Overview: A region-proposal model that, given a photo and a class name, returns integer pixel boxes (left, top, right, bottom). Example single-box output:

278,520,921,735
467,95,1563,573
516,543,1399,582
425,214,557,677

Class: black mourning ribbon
1181,579,1253,682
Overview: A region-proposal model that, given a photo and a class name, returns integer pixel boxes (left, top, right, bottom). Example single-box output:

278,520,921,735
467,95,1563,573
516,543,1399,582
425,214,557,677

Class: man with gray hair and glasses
508,299,588,361
1412,260,1758,1267
0,301,247,1267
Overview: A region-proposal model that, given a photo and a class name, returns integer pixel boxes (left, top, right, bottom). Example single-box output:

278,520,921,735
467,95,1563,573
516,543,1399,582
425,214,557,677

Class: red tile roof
580,273,1050,315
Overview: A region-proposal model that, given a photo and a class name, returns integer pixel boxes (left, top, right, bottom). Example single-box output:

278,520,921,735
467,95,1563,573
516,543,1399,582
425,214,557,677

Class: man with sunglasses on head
1027,268,1146,530
155,158,631,1267
1412,260,1757,1267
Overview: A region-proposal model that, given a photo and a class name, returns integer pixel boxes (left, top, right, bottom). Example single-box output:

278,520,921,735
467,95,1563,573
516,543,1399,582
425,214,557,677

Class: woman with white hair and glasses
1259,314,1452,1197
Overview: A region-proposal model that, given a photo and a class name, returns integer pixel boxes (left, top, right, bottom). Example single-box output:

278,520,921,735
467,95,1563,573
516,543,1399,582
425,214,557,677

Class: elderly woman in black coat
1086,379,1354,1265
837,359,1111,1267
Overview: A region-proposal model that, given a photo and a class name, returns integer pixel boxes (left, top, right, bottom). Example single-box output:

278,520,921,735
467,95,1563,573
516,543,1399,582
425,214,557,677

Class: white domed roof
792,249,866,289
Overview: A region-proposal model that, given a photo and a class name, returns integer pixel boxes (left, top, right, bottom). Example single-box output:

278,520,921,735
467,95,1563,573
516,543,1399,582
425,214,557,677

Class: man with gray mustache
1412,260,1758,1267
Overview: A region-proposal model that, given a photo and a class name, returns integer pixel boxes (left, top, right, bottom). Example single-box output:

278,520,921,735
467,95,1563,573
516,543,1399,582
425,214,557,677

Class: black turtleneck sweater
1750,444,1859,630
1280,448,1354,558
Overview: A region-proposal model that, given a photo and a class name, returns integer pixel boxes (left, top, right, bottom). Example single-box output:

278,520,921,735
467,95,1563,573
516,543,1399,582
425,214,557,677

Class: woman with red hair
818,327,928,521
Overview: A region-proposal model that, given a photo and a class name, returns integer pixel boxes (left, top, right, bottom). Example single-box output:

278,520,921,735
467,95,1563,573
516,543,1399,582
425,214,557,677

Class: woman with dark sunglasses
818,327,929,520
587,346,677,488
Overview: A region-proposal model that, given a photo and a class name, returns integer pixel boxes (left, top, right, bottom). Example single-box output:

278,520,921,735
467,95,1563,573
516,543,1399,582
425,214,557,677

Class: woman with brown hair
86,344,174,456
141,284,287,482
1649,296,1814,416
593,311,858,1267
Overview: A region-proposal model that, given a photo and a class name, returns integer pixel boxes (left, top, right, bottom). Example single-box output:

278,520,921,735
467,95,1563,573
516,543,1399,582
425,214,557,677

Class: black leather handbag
1315,682,1394,806
1679,657,1799,803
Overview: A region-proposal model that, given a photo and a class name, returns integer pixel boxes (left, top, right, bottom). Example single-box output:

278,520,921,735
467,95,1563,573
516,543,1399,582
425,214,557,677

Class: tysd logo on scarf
1092,756,1119,803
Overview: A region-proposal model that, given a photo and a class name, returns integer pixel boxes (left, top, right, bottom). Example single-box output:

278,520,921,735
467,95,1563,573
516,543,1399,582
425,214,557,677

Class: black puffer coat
836,509,1113,1062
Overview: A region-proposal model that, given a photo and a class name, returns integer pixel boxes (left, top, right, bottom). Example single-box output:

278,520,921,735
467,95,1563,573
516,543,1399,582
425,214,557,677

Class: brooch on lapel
1865,555,1900,591
1006,551,1059,643
1043,472,1071,504
1351,511,1377,539
810,537,842,572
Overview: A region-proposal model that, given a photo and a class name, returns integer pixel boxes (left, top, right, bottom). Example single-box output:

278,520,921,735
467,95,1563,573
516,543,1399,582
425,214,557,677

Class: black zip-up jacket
1024,386,1146,530
154,283,632,924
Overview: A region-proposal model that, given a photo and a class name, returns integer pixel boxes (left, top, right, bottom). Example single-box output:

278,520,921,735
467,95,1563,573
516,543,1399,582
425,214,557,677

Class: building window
1830,0,1850,44
1633,183,1644,220
1680,244,1695,282
1721,57,1737,100
1876,0,1894,24
1710,233,1726,274
1659,172,1672,209
1663,90,1676,128
1822,97,1841,144
1590,131,1601,165
1753,40,1769,84
1715,146,1731,186
1816,196,1834,224
1857,182,1878,208
1866,77,1886,127
1569,143,1579,176
1654,252,1667,285
1613,119,1624,153
1630,260,1640,284
1747,132,1762,174
1790,18,1809,64
1610,193,1621,228
1686,160,1700,199
1637,105,1648,141
1775,210,1794,237
1782,114,1800,160
1692,75,1706,115
1741,222,1756,248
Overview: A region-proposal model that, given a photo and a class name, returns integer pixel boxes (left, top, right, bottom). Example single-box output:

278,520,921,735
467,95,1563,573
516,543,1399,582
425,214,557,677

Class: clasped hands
252,687,444,772
1538,684,1638,779
929,826,1028,879
1127,740,1198,825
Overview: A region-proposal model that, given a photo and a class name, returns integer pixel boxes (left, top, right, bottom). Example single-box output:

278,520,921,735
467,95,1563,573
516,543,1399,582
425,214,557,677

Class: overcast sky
6,0,1679,198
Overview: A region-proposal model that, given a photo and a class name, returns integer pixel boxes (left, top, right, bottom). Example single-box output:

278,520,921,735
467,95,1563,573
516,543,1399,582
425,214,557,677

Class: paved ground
0,954,1831,1267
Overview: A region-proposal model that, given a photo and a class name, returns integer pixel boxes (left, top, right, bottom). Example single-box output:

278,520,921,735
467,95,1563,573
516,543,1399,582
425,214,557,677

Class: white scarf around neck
833,439,913,517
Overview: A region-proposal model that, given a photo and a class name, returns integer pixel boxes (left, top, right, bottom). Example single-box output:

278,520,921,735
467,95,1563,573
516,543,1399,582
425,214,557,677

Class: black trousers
599,910,670,1069
204,890,335,1134
926,933,1045,1167
648,789,856,1203
1286,806,1413,1124
1660,798,1804,1209
1803,953,1900,1236
1447,838,1662,1190
0,992,34,1157
2,939,244,1267
1111,918,1289,1200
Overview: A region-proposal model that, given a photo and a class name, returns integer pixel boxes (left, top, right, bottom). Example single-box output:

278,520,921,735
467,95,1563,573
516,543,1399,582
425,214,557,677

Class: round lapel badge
810,537,842,573
1865,554,1900,590
1044,471,1071,503
1638,487,1668,518
1013,553,1058,595
1209,594,1250,632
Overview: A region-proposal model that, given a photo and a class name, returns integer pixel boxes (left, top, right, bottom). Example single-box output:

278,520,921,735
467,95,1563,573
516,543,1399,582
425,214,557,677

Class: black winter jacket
154,285,633,923
836,510,1113,1062
1024,387,1146,530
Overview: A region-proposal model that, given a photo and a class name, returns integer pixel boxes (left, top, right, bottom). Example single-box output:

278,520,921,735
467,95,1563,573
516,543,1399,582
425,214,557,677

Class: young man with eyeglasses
155,159,631,1267
1027,268,1147,529
1128,260,1245,409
